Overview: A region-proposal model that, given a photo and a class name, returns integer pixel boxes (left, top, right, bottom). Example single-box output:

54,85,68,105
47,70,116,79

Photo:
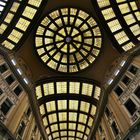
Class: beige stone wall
96,55,140,140
0,55,42,140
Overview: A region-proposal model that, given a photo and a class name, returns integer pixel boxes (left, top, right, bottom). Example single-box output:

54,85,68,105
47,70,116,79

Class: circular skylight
35,8,102,73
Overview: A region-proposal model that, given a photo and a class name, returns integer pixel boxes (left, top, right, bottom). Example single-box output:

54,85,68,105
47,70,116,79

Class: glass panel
8,29,23,43
43,83,54,95
80,101,90,113
28,0,42,7
77,124,85,132
119,3,130,14
114,31,129,45
69,123,76,130
57,100,67,110
78,10,89,20
16,18,30,31
60,123,67,130
43,117,48,126
124,98,137,115
69,82,80,94
48,113,57,123
36,86,42,99
59,112,67,121
68,131,75,136
56,82,67,94
52,132,59,138
134,86,140,99
88,117,93,127
69,112,77,122
60,131,67,136
130,24,140,36
79,113,87,124
90,105,96,115
40,104,45,115
102,8,115,20
94,86,101,100
46,128,50,135
114,86,123,96
111,121,119,136
69,100,78,110
98,0,110,8
1,98,13,115
46,101,56,112
50,124,58,132
82,83,93,96
22,6,36,19
85,127,90,135
107,19,122,33
76,132,83,138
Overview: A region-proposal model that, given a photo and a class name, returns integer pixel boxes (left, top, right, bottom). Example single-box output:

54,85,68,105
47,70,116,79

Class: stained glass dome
35,8,102,73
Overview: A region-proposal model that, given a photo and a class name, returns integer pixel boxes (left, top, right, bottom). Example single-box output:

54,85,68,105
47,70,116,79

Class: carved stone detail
119,69,140,104
0,73,18,104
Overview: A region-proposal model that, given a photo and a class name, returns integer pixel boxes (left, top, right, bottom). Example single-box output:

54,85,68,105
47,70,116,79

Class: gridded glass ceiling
35,8,102,73
92,0,140,52
0,0,9,16
0,0,45,50
35,78,101,140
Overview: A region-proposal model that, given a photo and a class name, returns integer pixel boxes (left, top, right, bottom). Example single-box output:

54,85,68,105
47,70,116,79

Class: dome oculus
35,8,102,73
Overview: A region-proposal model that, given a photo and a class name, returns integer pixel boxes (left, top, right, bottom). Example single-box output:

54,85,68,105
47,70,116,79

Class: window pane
5,75,15,85
128,65,138,75
124,99,137,115
114,86,123,96
134,86,140,99
0,88,3,95
0,63,7,73
111,121,119,136
122,75,131,86
17,121,26,137
14,85,22,96
1,98,13,115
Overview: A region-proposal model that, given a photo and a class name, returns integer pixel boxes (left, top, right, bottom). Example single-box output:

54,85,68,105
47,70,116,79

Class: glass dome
35,7,102,73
